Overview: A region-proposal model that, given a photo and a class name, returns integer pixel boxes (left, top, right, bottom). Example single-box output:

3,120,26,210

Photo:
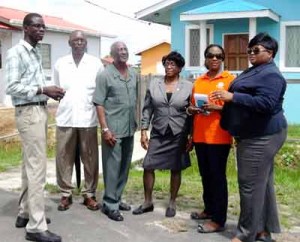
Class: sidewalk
0,132,299,241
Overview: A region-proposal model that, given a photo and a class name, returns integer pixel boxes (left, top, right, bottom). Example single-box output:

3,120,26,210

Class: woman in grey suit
132,51,192,217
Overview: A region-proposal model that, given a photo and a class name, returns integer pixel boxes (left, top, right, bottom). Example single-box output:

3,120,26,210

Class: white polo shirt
53,53,103,127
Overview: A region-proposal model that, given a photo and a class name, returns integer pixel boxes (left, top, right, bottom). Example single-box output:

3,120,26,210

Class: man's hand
43,86,65,101
102,130,117,147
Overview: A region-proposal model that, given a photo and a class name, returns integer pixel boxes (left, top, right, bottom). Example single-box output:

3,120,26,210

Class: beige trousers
15,105,48,233
56,127,99,198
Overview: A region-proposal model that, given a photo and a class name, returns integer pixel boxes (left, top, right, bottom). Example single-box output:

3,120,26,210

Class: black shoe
16,216,51,228
101,204,124,222
255,232,272,242
25,230,61,242
165,207,176,217
132,204,154,215
119,202,131,211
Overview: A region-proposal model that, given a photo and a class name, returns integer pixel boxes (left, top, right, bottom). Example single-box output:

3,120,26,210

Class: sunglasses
206,53,224,60
247,47,269,55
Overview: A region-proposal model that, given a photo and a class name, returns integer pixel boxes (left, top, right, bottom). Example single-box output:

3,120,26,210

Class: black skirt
142,127,191,171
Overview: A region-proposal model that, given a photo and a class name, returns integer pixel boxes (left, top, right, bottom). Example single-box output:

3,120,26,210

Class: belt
15,101,47,107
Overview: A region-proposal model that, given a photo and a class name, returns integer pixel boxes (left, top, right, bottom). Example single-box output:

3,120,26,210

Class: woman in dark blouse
211,33,287,242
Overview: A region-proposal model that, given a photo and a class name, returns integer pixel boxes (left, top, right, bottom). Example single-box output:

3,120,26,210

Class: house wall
0,31,13,105
0,30,101,106
170,0,300,123
140,43,170,75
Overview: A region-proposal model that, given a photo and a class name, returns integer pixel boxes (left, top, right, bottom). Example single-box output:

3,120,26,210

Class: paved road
0,189,236,242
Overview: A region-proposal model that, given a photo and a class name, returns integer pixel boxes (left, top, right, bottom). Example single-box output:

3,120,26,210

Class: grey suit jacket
141,77,193,136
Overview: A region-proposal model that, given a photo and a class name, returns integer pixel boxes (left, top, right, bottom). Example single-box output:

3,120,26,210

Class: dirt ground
0,107,16,137
0,104,58,138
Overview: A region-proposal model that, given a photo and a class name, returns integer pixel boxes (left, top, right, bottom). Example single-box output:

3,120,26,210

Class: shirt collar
202,70,231,80
109,63,134,80
67,53,87,64
20,39,40,52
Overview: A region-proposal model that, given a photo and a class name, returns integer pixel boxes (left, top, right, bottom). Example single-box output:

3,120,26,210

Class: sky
0,0,170,64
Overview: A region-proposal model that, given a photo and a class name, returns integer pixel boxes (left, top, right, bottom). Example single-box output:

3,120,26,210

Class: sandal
190,211,212,220
197,221,225,233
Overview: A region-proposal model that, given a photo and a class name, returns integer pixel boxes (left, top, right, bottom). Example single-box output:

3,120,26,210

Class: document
194,93,208,108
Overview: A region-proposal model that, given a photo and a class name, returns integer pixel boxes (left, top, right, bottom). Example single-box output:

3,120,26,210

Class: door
224,34,249,71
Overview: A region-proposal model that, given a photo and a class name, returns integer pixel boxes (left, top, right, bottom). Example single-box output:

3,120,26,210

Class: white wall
0,30,101,106
0,31,13,106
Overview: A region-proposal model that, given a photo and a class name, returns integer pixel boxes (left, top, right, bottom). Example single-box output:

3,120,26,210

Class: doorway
224,34,249,71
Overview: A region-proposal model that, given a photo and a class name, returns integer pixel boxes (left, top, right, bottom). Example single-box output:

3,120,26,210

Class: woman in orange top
187,44,235,233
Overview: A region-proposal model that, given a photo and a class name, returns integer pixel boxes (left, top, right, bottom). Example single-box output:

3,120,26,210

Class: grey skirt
143,127,191,171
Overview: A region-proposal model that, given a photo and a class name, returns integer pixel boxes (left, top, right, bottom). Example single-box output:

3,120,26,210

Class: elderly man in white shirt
53,30,103,211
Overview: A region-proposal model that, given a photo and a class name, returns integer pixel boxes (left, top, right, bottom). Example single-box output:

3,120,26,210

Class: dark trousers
102,136,134,211
194,143,231,226
235,128,287,242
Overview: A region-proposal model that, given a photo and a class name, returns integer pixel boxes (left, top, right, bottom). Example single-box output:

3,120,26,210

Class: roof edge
135,39,170,55
7,19,116,38
135,0,189,20
180,9,280,22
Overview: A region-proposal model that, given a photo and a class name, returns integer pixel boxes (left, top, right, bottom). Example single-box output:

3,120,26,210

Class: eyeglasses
71,38,86,43
29,24,46,29
163,61,177,68
247,47,269,55
205,53,224,60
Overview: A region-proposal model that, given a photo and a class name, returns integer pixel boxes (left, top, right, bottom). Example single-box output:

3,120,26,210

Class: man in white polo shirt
53,30,103,211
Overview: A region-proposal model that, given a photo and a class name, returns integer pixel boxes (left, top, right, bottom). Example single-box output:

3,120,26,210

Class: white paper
194,93,208,108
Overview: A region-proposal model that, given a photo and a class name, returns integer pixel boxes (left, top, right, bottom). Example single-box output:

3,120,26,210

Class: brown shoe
83,196,100,211
57,196,72,211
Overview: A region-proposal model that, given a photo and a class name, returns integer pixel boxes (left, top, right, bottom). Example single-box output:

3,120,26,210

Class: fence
136,74,165,129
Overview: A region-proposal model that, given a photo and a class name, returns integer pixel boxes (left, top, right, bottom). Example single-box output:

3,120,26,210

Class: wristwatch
102,127,109,133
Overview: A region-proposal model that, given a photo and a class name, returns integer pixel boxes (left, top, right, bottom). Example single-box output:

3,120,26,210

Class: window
286,26,300,67
280,22,300,71
40,43,51,69
185,24,213,69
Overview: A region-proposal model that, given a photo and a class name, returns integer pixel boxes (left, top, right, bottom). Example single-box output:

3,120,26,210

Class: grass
1,124,300,229
124,147,300,229
0,142,22,172
287,124,300,139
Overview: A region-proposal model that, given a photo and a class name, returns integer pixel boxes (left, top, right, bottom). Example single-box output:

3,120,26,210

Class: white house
0,6,115,106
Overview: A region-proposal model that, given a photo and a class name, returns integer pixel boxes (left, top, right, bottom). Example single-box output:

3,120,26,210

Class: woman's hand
102,130,117,147
187,105,203,115
140,130,149,150
211,90,233,102
202,103,222,111
186,136,194,152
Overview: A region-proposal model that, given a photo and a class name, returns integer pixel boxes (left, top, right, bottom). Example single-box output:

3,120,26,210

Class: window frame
185,24,214,71
280,21,300,72
39,43,51,70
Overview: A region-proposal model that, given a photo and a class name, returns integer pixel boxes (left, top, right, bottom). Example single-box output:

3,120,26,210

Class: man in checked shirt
5,13,64,242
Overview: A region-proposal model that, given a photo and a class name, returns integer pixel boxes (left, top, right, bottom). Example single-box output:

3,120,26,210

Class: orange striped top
191,71,235,144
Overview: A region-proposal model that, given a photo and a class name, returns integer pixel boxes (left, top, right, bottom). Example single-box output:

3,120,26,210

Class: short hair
69,30,86,41
110,41,126,58
162,51,185,68
204,44,225,61
23,13,43,27
248,32,278,58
